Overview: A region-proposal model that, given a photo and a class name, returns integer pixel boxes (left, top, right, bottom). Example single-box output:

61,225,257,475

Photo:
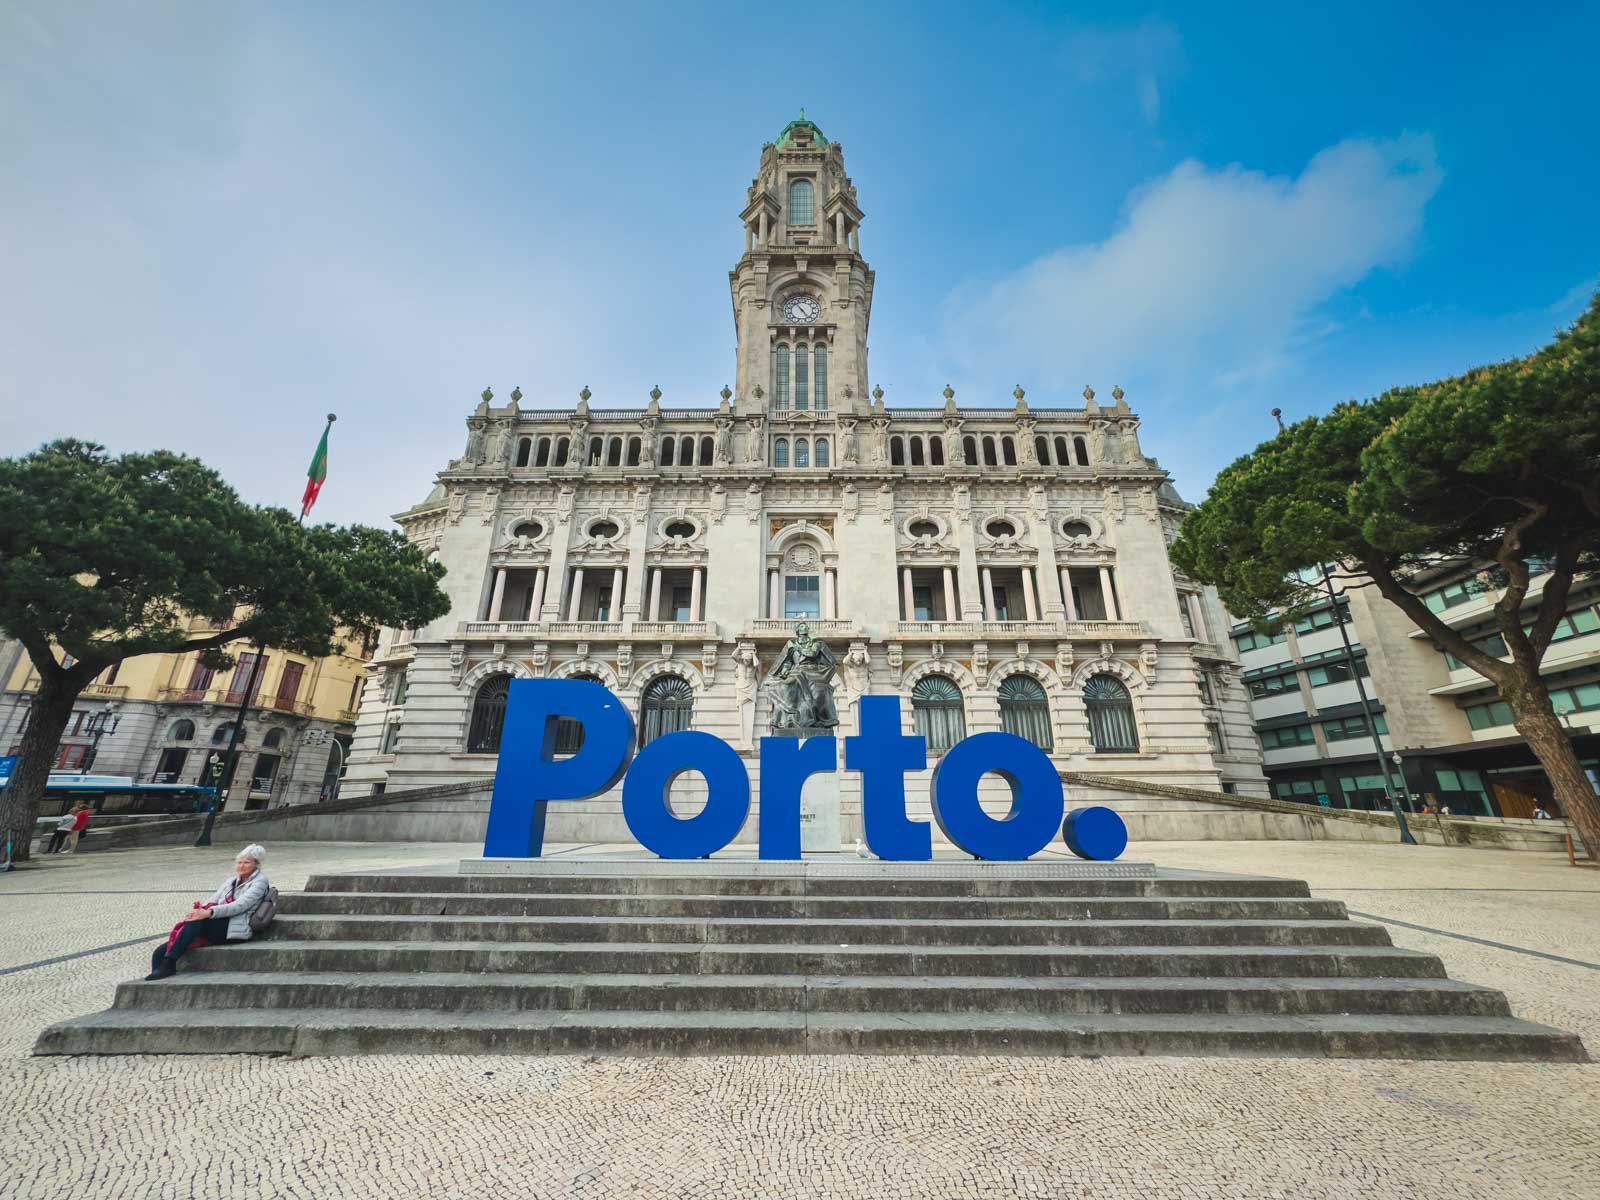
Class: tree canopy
1171,292,1600,856
0,439,450,859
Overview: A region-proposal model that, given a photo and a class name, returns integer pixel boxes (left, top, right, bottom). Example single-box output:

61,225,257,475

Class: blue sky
4,1,1597,526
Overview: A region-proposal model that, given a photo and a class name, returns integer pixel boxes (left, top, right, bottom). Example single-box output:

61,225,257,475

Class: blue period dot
1061,806,1128,861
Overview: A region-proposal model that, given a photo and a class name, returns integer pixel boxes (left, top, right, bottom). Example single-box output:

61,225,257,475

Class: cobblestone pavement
2,839,1598,1199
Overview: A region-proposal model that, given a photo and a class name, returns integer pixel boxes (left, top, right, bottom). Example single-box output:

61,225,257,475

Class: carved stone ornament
841,482,859,524
709,482,728,524
701,643,719,685
746,483,764,523
448,488,468,525
1054,642,1073,678
449,643,467,686
1140,641,1160,680
972,643,989,687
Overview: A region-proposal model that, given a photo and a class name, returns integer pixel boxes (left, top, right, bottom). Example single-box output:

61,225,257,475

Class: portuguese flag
300,419,332,518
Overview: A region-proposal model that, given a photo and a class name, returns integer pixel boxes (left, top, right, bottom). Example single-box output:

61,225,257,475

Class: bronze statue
765,622,839,731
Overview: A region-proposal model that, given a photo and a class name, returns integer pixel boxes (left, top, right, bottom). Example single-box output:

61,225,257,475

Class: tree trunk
1508,694,1600,862
1,673,81,864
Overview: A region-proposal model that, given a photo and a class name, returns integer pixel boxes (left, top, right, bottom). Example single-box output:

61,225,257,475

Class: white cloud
1059,18,1185,124
941,135,1442,397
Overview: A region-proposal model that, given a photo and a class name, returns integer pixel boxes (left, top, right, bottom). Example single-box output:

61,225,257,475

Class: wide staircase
35,867,1586,1060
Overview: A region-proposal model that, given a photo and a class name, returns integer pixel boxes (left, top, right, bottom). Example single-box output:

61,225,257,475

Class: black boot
150,944,166,975
144,956,177,982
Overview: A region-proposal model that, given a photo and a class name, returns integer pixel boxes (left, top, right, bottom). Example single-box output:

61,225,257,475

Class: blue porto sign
484,679,1128,863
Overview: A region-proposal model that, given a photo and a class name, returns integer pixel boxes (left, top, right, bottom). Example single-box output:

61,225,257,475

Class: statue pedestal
772,727,842,853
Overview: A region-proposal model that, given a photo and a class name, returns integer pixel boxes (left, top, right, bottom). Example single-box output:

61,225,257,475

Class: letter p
483,679,634,858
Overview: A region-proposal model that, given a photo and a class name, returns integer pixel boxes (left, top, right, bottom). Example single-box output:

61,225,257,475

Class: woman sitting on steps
146,844,272,981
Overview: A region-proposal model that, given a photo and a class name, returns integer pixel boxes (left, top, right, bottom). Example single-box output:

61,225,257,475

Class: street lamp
303,729,345,803
81,709,119,773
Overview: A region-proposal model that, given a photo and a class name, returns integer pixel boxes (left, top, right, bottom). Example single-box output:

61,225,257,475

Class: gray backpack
249,885,279,933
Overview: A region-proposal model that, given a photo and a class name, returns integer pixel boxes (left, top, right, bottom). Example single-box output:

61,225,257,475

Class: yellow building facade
0,620,371,810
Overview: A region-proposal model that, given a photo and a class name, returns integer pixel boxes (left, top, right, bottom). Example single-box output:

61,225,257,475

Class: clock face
782,295,821,323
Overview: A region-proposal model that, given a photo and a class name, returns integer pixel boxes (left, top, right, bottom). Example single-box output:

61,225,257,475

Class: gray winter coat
204,871,271,942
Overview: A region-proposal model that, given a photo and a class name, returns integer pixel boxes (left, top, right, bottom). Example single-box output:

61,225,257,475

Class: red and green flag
300,420,332,518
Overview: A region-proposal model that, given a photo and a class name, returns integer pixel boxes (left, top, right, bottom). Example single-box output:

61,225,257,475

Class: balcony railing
630,621,719,639
744,619,861,639
895,619,1147,639
80,683,129,699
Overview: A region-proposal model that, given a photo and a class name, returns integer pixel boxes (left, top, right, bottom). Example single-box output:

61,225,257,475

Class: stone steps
266,914,1387,949
111,971,1515,1018
36,1007,1585,1061
32,867,1588,1061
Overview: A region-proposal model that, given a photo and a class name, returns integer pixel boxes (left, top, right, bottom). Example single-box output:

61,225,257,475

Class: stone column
1022,568,1039,621
690,566,704,623
981,567,997,622
1189,593,1208,641
1099,566,1120,620
488,567,507,622
1060,568,1078,621
768,569,782,619
901,567,915,622
567,567,585,622
530,567,547,623
823,569,837,619
611,567,626,623
942,566,957,623
647,568,662,623
759,210,769,245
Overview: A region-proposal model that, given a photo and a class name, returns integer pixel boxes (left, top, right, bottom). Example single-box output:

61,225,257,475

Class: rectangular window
1233,627,1288,653
1197,674,1213,705
813,344,827,409
54,744,90,770
912,585,935,622
226,652,267,703
784,576,821,619
992,586,1011,621
595,586,613,622
393,671,408,706
1292,604,1350,635
1306,658,1369,688
380,721,401,754
1248,673,1299,700
276,661,305,710
187,657,216,696
672,586,693,622
1206,722,1225,754
1261,724,1316,749
1178,598,1196,638
1465,700,1514,729
775,346,789,408
795,345,809,410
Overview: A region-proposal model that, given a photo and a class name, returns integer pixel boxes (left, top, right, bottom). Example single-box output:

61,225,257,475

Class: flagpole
196,413,337,849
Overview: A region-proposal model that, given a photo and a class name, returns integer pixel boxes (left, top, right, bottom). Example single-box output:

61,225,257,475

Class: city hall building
345,115,1267,832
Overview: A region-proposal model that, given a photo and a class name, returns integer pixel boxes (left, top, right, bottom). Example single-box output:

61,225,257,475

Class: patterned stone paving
1,839,1597,1199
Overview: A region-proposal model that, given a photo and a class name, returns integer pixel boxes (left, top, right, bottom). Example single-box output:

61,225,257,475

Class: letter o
929,732,1063,861
622,731,750,859
1061,805,1128,861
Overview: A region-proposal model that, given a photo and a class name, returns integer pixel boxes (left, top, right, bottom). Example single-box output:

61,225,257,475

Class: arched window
788,178,815,225
963,436,979,465
169,719,195,742
699,435,714,464
813,344,827,409
679,435,694,466
795,343,809,410
1054,436,1070,465
998,676,1053,751
1034,436,1050,465
515,439,532,468
263,728,285,750
1001,437,1017,466
212,722,240,746
982,437,998,467
774,437,789,468
607,438,623,467
795,438,810,468
627,437,641,466
467,675,511,753
1074,436,1090,467
640,675,694,746
1085,675,1138,752
554,674,600,754
554,437,569,466
775,344,790,408
912,675,966,752
537,437,553,467
589,437,603,466
661,437,676,466
929,436,944,466
814,437,829,467
909,437,925,466
891,436,905,466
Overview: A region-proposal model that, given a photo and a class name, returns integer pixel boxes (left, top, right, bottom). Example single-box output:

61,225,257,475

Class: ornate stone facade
345,116,1267,833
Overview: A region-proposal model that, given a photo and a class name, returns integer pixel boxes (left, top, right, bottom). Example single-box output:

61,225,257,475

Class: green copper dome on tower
775,109,827,149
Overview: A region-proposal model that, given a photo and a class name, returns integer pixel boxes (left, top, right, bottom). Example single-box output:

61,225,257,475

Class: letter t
844,696,931,861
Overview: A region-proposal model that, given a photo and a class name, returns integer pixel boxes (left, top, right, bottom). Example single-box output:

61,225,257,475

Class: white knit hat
238,844,266,864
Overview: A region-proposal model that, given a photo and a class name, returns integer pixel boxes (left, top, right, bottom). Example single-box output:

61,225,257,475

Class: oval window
1061,520,1092,538
664,520,696,538
590,520,620,539
908,520,939,538
512,521,544,540
986,519,1017,538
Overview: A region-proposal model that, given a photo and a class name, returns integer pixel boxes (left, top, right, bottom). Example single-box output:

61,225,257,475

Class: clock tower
731,114,874,413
